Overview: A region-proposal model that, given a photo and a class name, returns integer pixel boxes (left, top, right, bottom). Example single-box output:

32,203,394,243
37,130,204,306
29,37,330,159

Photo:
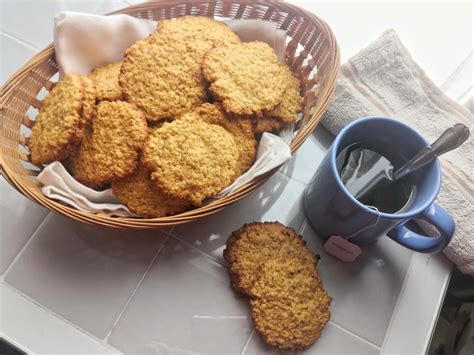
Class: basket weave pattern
0,0,340,228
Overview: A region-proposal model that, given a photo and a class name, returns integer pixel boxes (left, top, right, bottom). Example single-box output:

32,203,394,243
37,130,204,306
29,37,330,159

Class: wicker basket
0,0,339,228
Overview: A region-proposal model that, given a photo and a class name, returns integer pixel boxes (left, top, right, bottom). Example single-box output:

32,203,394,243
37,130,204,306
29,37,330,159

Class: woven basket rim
0,0,340,228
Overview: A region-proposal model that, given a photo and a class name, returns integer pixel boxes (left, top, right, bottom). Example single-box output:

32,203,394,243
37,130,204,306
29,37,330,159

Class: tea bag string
345,206,381,240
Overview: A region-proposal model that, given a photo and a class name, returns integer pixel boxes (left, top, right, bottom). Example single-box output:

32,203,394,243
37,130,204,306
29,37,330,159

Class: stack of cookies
29,16,303,218
224,222,331,351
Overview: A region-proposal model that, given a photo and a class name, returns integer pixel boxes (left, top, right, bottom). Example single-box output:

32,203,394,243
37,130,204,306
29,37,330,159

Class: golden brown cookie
202,41,287,116
248,256,321,299
253,116,288,134
266,64,302,123
223,222,317,296
112,163,189,218
250,258,331,351
120,16,240,122
29,74,85,165
153,16,241,53
88,62,122,101
68,101,148,189
143,119,239,206
180,103,257,175
79,76,96,133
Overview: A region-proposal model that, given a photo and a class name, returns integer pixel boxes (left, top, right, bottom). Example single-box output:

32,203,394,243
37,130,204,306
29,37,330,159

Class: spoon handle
393,123,470,181
430,123,470,156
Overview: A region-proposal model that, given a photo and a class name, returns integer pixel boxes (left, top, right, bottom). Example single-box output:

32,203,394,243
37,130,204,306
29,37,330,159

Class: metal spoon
341,123,470,201
392,123,470,181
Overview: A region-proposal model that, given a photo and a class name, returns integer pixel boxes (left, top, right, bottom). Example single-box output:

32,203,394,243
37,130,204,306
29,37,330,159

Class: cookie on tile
202,41,287,116
180,103,257,175
223,222,317,296
143,119,239,206
120,16,240,122
68,100,148,189
112,163,189,218
88,62,122,101
250,257,331,350
248,256,321,299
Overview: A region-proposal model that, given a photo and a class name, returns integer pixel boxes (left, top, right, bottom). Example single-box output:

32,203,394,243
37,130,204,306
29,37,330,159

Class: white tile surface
381,252,452,355
0,32,38,84
0,1,462,353
0,282,121,354
93,0,129,15
5,213,168,339
282,126,333,185
301,221,413,346
244,322,380,354
172,173,307,264
108,236,252,354
0,0,100,49
0,178,49,275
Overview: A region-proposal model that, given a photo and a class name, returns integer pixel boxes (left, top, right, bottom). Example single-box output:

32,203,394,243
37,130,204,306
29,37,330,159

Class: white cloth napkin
38,12,292,216
39,162,133,217
321,29,474,275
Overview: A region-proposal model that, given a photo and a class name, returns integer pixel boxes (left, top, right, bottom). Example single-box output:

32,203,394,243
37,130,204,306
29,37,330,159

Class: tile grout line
300,221,382,350
240,329,255,355
169,232,225,266
379,253,417,353
1,212,51,281
329,320,382,350
298,219,308,235
90,0,106,14
103,233,171,342
0,281,122,354
0,30,41,52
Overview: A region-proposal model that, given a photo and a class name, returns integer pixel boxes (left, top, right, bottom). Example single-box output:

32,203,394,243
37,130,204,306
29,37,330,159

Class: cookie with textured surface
68,100,148,189
88,62,122,101
112,163,189,218
79,76,96,132
203,41,287,116
253,116,288,134
265,64,302,123
29,74,85,165
143,119,239,206
223,222,317,296
120,16,240,122
250,257,331,350
179,103,257,176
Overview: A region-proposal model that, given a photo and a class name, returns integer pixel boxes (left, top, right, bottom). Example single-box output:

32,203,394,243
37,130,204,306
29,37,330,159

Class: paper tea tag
324,235,362,262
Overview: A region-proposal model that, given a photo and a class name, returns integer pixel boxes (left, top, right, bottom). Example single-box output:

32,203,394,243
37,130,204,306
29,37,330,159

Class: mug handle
387,203,455,253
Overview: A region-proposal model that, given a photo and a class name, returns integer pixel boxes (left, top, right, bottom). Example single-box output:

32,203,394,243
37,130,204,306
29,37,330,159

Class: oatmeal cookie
266,64,302,123
88,62,122,101
112,163,189,218
143,119,239,206
180,103,256,175
68,101,147,189
250,258,331,351
29,74,85,164
202,41,287,116
223,222,317,295
120,16,240,121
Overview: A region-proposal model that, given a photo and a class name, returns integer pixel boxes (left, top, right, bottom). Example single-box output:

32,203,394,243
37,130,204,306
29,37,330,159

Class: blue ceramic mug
303,116,454,253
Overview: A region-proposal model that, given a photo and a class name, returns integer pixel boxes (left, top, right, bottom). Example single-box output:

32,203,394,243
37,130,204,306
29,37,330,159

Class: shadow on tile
244,321,379,354
109,237,253,354
302,221,413,346
173,173,307,263
5,213,168,338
